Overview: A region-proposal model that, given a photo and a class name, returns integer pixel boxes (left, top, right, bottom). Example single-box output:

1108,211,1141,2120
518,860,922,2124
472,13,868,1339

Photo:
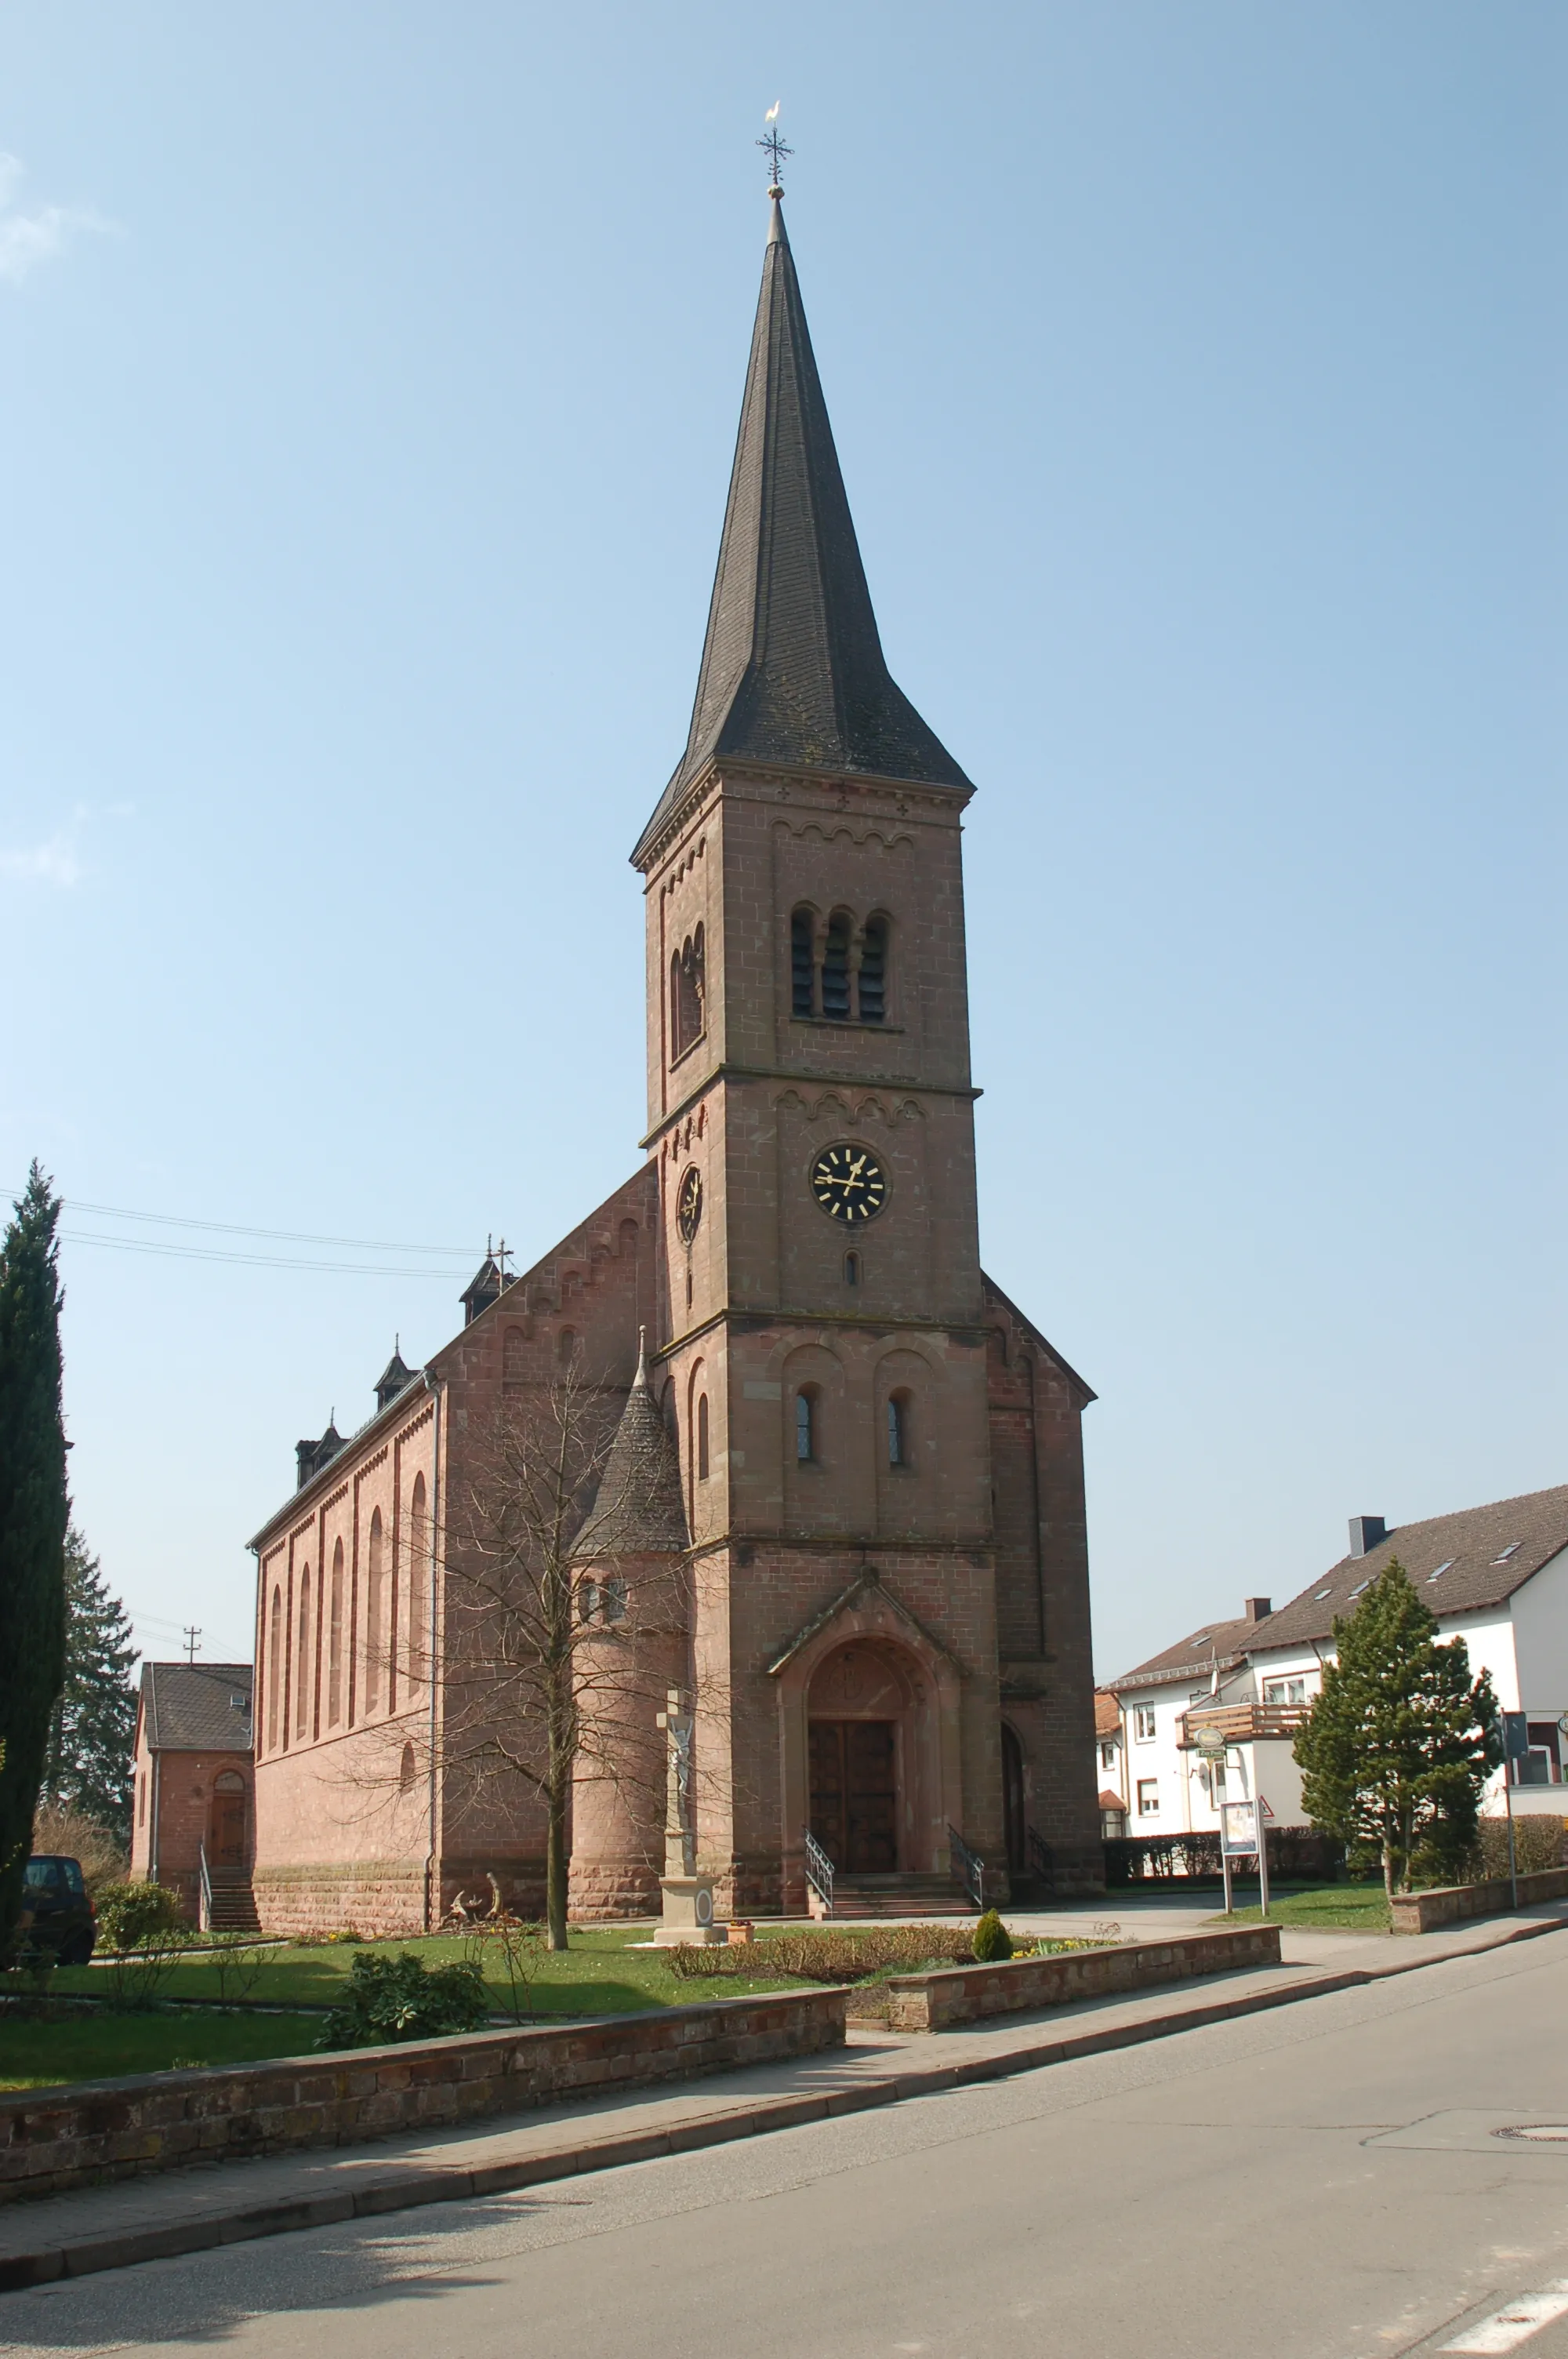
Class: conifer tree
0,1165,69,1953
42,1528,137,1841
1292,1561,1501,1897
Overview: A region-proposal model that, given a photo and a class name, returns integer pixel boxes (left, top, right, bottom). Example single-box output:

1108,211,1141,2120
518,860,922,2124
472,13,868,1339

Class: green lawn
1206,1883,1392,1932
49,1926,811,2019
0,2010,326,2091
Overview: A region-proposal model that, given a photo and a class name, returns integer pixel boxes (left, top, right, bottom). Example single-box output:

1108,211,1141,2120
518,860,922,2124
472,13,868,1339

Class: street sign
1502,1711,1530,1761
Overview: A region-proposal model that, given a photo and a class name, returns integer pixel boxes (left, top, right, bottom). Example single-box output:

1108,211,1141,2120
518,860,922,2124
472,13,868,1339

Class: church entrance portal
807,1640,924,1875
809,1719,897,1872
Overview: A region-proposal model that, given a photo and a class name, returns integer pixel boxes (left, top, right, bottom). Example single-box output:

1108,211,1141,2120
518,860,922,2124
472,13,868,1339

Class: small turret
374,1339,417,1412
295,1419,346,1492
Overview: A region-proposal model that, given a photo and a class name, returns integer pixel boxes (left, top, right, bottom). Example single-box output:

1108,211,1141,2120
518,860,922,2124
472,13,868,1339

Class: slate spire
571,1335,690,1560
636,197,969,860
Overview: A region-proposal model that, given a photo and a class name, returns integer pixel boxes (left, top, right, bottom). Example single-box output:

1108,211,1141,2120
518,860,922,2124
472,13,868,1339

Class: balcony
1178,1703,1308,1749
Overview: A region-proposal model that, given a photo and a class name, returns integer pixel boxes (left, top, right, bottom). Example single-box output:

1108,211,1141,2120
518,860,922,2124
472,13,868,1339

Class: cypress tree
1293,1561,1502,1897
42,1527,137,1842
0,1165,69,1954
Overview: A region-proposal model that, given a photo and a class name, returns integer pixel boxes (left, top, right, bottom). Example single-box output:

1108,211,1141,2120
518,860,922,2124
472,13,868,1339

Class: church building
248,191,1104,1932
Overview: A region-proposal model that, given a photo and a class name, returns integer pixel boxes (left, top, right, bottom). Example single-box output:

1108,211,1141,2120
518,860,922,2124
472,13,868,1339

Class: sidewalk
2,1903,1562,2294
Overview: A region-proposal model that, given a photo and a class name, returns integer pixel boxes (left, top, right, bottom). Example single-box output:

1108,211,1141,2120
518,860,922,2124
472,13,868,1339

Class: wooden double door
809,1719,898,1874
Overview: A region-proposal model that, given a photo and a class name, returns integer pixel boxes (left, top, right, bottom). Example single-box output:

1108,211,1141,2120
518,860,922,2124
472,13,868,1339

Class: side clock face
811,1143,888,1223
676,1164,703,1245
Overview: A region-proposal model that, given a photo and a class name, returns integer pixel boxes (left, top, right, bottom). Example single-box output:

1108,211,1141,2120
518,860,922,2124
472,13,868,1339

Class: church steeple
635,197,969,863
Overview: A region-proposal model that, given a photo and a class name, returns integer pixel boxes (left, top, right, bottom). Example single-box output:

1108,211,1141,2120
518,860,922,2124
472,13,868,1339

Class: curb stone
1,1912,1561,2294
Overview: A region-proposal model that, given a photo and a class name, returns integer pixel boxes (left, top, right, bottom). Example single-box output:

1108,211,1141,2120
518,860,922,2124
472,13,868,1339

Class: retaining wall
880,1924,1283,2031
0,1987,846,2203
1389,1865,1568,1936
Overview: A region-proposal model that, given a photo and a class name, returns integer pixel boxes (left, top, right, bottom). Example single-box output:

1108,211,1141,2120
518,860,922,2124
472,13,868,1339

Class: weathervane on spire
757,103,791,198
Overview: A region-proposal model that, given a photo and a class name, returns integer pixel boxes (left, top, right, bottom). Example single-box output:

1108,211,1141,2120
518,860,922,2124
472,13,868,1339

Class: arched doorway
208,1771,249,1870
1000,1722,1026,1878
808,1641,921,1874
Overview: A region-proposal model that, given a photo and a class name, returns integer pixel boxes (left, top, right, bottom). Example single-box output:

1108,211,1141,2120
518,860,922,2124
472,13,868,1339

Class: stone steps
827,1875,975,1921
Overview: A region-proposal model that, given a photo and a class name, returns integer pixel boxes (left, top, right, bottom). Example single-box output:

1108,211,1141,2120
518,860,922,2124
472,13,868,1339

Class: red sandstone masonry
880,1925,1283,2031
0,1988,847,2202
1388,1866,1568,1935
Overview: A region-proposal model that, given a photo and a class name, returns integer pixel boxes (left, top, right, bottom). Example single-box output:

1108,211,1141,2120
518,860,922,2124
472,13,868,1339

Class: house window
602,1576,627,1624
1263,1675,1310,1706
1099,1739,1116,1771
1134,1706,1156,1743
1137,1779,1160,1818
795,1390,815,1462
1197,1759,1226,1803
887,1393,909,1468
858,914,888,1022
1519,1724,1563,1787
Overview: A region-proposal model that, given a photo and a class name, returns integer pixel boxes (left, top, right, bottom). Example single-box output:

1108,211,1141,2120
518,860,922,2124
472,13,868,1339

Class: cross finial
757,105,791,198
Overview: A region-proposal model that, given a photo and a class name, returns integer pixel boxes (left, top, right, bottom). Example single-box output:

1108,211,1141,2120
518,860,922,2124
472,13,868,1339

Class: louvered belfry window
821,912,852,1020
858,914,887,1022
791,908,815,1016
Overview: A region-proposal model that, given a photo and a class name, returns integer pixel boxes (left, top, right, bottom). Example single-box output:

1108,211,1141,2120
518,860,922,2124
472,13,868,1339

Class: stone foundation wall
253,1863,428,1939
881,1924,1282,2030
0,1988,848,2203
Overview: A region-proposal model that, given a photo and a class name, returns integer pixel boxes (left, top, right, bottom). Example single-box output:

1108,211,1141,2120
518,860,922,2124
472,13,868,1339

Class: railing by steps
946,1823,985,1910
802,1827,835,1917
198,1841,213,1935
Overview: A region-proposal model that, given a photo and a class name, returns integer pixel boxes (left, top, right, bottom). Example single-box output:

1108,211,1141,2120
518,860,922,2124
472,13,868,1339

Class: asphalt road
5,1935,1568,2359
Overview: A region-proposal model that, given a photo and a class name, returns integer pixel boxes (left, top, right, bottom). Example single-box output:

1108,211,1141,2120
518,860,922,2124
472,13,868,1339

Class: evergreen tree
1293,1561,1501,1897
42,1527,137,1841
0,1165,69,1953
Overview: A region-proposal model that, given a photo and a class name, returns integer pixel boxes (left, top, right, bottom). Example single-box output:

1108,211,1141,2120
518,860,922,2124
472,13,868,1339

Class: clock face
676,1164,703,1245
811,1143,888,1223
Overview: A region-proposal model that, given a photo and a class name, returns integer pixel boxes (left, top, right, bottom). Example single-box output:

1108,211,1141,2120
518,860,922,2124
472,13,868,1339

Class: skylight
1349,1579,1370,1598
1316,1588,1333,1601
1492,1541,1521,1564
1427,1561,1454,1583
1189,1634,1210,1647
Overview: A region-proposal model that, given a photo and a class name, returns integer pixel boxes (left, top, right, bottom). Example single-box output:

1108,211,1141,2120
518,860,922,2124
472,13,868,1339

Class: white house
1109,1484,1568,1845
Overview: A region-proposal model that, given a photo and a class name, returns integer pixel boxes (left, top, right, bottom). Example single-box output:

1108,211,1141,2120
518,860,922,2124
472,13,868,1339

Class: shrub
317,1950,491,2049
462,1914,546,2023
31,1800,126,1896
670,1925,987,1983
1461,1816,1565,1885
971,1910,1013,1961
94,1880,191,2008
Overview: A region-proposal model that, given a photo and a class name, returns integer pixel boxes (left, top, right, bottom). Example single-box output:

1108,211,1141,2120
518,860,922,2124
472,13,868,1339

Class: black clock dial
676,1164,703,1245
811,1143,888,1223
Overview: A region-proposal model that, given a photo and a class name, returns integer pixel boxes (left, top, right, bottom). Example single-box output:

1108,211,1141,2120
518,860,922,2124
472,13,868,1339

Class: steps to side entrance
205,1871,262,1934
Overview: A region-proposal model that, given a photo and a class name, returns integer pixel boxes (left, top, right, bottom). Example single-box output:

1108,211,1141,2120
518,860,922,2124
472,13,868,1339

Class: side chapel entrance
209,1771,249,1870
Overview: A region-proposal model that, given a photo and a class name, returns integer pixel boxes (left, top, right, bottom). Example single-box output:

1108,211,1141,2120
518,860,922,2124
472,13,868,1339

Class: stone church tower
622,194,1102,1910
248,194,1102,1935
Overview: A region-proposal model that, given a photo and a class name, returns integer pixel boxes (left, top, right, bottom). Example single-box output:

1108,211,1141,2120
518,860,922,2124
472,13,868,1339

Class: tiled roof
1098,1788,1127,1812
1094,1690,1121,1739
635,199,968,864
141,1663,253,1754
1113,1616,1257,1694
571,1355,689,1559
1251,1483,1568,1652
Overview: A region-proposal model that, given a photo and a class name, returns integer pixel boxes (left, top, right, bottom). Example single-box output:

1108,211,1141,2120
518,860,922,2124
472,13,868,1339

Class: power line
6,1188,481,1258
60,1233,470,1279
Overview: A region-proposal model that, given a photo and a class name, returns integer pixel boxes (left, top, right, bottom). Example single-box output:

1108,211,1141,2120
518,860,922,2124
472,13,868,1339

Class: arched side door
209,1770,249,1869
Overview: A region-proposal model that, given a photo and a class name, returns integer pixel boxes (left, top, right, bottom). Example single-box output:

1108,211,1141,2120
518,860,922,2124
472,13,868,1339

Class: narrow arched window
328,1541,344,1727
670,949,684,1056
796,1390,815,1463
558,1325,578,1368
673,926,706,1056
365,1510,383,1714
858,914,888,1023
399,1741,416,1792
602,1576,627,1623
697,1393,710,1480
844,1251,860,1287
267,1587,281,1750
296,1569,312,1739
579,1577,600,1623
887,1393,909,1468
407,1473,427,1694
822,912,852,1020
503,1325,527,1383
791,907,816,1016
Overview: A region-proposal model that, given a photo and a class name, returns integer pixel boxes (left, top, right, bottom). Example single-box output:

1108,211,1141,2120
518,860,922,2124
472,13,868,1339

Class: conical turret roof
634,198,969,863
571,1343,689,1559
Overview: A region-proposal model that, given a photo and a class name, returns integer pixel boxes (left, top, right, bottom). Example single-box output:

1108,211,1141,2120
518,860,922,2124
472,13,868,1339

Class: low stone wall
0,1987,847,2204
1389,1865,1568,1936
880,1925,1283,2031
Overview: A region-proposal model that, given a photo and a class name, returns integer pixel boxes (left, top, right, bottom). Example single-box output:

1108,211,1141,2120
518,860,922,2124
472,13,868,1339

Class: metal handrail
947,1823,985,1910
1026,1827,1055,1892
198,1841,213,1935
802,1826,835,1916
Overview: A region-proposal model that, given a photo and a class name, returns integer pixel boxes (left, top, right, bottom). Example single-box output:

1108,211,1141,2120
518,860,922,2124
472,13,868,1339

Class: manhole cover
1494,2125,1568,2143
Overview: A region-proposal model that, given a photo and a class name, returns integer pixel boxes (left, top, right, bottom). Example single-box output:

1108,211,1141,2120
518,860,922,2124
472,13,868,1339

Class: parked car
14,1856,96,1965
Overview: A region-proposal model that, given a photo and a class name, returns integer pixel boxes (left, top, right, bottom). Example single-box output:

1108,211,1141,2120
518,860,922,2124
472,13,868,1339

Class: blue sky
2,2,1562,1681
